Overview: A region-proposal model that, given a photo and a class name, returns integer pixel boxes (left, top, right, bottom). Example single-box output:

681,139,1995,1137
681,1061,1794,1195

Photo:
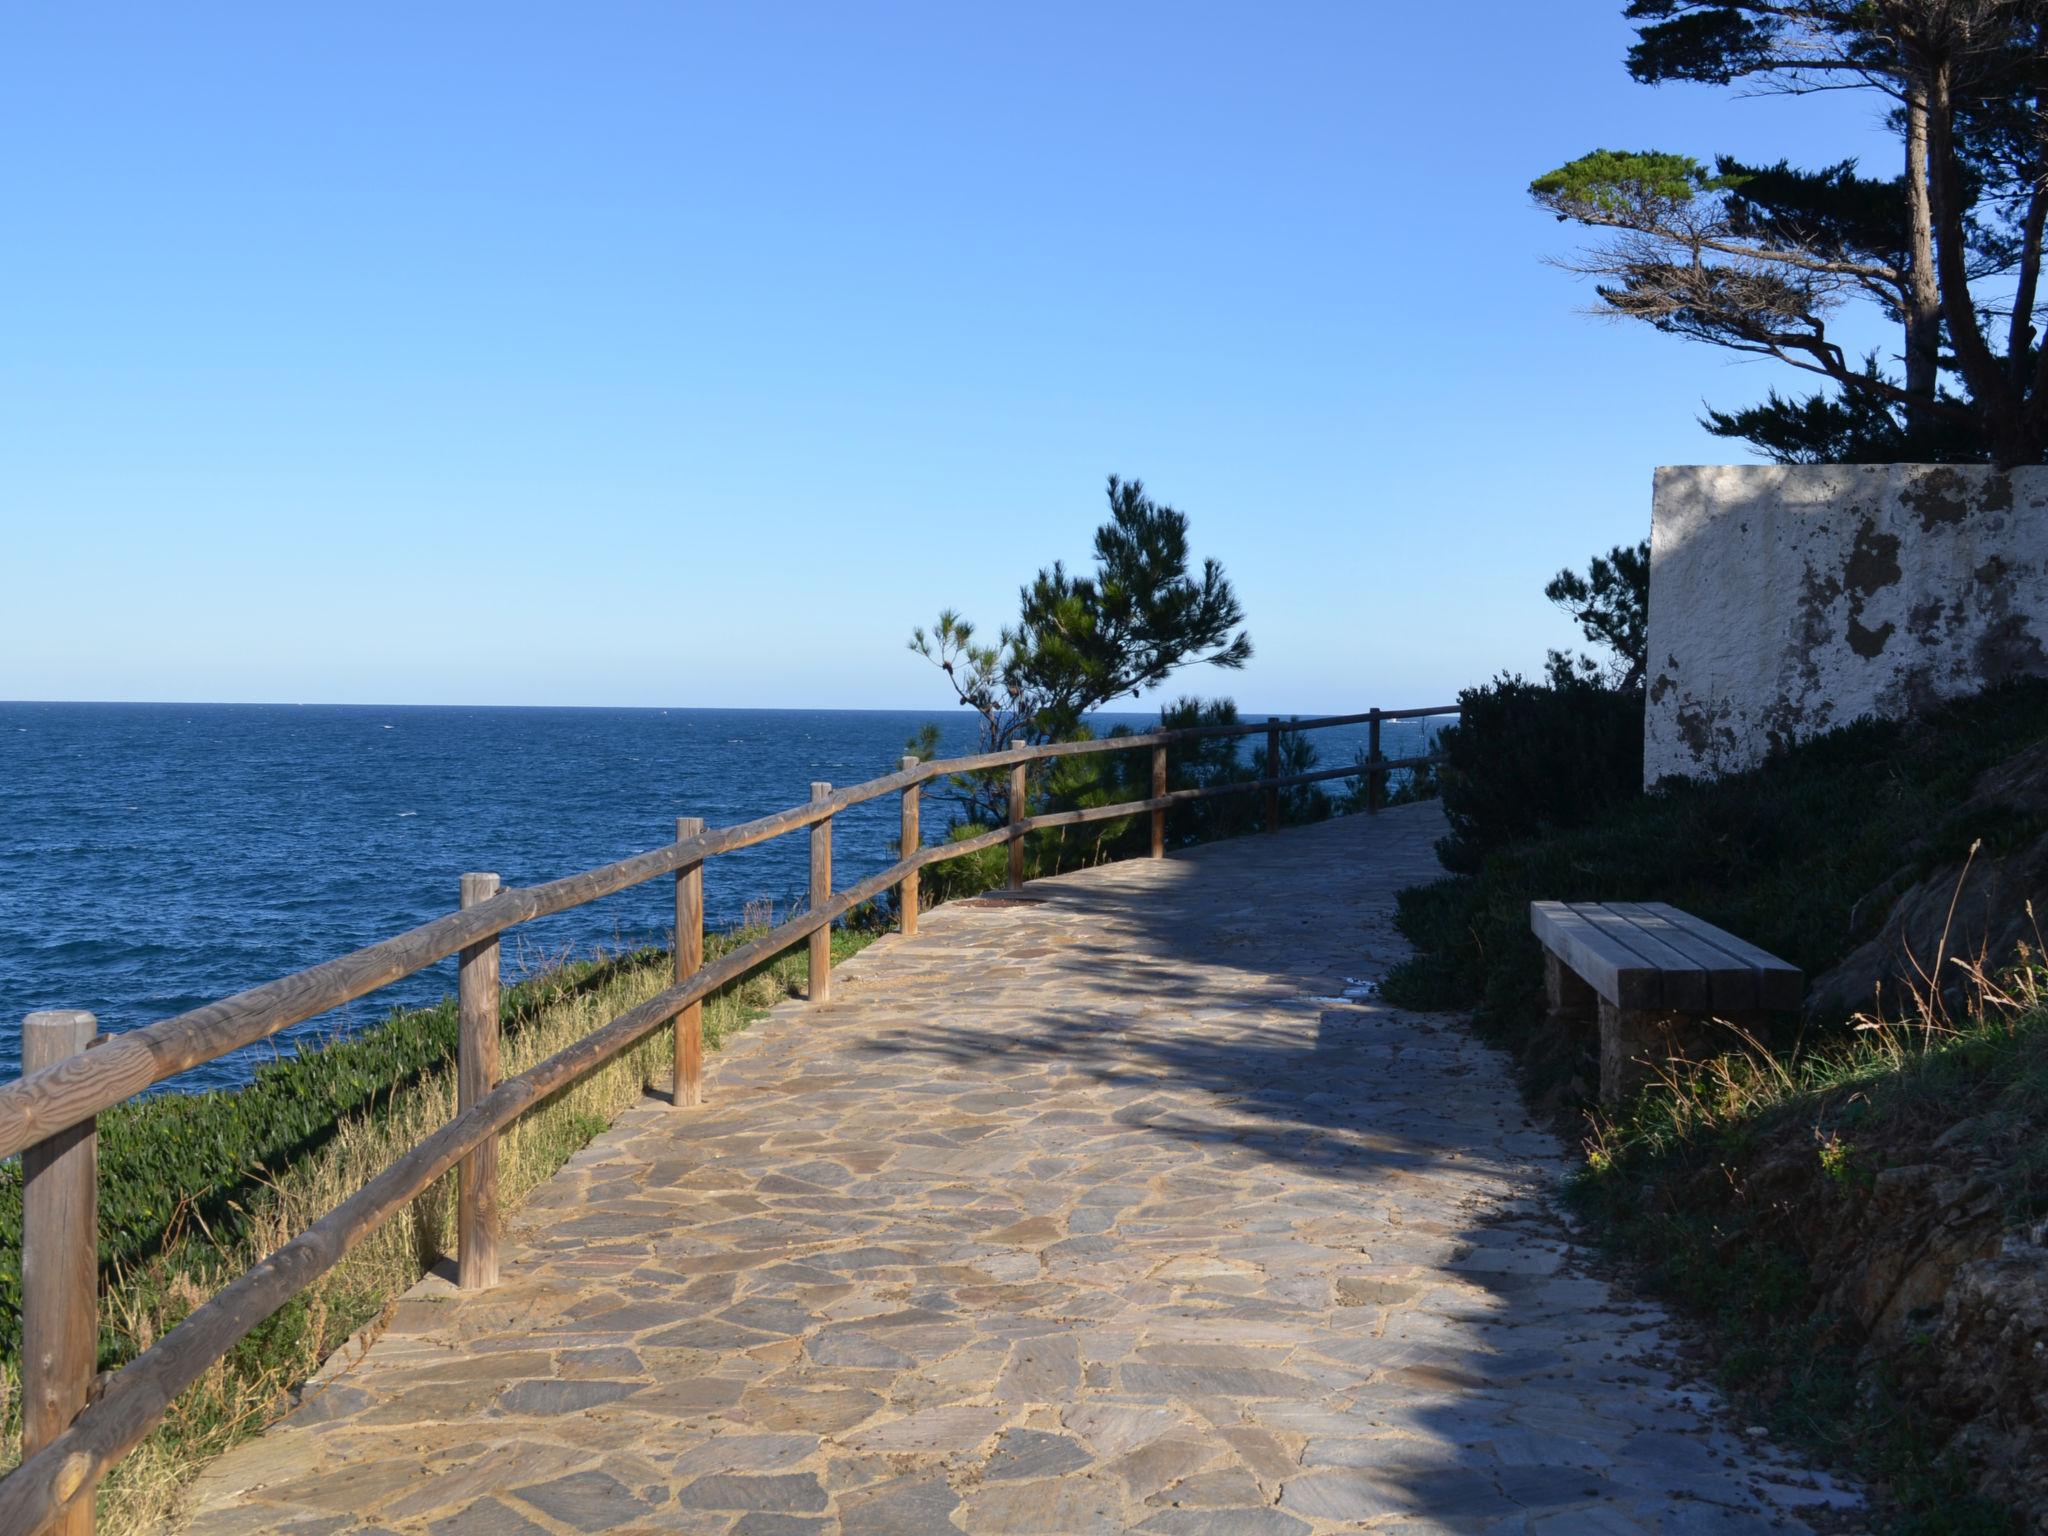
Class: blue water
1,703,1439,1089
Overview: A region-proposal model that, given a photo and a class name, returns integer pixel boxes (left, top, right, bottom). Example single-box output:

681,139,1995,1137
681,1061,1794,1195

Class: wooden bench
1528,901,1803,1103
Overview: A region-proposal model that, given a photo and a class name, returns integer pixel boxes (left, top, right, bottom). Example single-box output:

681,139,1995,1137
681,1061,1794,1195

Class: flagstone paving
178,805,1860,1535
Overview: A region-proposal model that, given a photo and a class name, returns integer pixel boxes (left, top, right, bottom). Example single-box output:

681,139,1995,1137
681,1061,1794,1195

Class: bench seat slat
1528,901,1663,1009
1564,903,1712,1013
1600,901,1760,1013
1634,903,1803,1011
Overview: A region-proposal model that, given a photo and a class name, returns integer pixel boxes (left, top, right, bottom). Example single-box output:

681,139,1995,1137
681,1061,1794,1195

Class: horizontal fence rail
0,702,1458,1534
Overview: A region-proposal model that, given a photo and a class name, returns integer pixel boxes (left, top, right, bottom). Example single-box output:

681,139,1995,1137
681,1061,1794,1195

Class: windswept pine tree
909,474,1251,747
1533,1,2048,467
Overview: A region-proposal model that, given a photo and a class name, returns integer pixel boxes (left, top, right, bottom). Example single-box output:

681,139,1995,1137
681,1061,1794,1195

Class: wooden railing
0,703,1458,1534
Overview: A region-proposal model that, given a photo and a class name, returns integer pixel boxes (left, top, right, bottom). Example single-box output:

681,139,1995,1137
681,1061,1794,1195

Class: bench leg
1598,1003,1721,1105
1545,955,1602,1100
1544,953,1596,1025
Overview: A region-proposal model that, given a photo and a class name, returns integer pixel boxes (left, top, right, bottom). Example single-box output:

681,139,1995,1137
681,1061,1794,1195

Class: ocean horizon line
2,698,1385,718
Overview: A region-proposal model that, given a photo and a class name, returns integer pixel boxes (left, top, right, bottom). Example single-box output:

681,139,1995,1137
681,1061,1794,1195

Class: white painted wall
1645,464,2048,783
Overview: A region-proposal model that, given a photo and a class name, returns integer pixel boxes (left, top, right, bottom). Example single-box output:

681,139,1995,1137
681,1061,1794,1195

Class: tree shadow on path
834,808,1846,1532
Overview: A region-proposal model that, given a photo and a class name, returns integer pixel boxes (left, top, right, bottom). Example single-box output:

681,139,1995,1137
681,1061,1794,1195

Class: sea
1,703,1441,1090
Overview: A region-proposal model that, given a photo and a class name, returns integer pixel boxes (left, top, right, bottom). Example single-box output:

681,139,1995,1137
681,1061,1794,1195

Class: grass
0,920,876,1536
1566,962,2047,1535
1381,678,2048,1104
1380,677,2048,1532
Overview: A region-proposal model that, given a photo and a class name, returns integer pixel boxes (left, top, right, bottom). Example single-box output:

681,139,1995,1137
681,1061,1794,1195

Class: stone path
180,805,1859,1535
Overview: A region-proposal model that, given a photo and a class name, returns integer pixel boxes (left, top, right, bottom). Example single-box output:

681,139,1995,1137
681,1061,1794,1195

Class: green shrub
895,697,1335,914
913,823,1013,906
1385,678,2048,1101
1434,673,1644,872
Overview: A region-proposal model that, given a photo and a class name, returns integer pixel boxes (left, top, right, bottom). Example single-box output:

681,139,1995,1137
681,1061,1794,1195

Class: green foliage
1701,366,1993,465
0,952,650,1360
1384,678,2048,1098
1433,673,1645,874
904,473,1268,856
1541,3,2048,466
1529,147,1737,215
909,475,1250,755
911,822,1014,907
1622,2,1892,90
1380,756,1439,807
1716,155,1907,265
1622,0,1794,85
1342,743,1440,813
896,697,1336,910
1137,698,1330,846
1544,540,1649,689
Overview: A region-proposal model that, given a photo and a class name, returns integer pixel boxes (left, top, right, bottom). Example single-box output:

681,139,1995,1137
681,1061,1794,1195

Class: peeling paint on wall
1644,465,2048,784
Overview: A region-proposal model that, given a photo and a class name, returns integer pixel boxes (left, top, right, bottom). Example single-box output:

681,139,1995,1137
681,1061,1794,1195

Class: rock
1932,1116,1985,1152
1814,743,2048,1019
512,1471,658,1531
1899,1226,2048,1517
674,1473,830,1514
982,1429,1093,1481
1965,738,2048,816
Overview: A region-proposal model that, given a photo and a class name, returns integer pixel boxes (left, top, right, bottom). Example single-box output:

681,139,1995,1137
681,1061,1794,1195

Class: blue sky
2,3,1897,711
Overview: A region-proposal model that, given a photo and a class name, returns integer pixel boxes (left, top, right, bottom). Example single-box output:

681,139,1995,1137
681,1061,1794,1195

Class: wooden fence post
22,1009,98,1536
673,818,704,1107
1265,717,1281,832
810,783,832,1003
1150,743,1167,858
898,758,921,936
1007,742,1027,889
1367,707,1384,814
456,873,500,1291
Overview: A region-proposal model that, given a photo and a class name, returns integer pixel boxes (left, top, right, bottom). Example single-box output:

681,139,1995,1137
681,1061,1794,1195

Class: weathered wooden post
1265,717,1282,833
1367,707,1384,814
673,817,705,1107
1007,741,1027,890
898,757,921,936
21,1009,99,1536
457,873,501,1291
1150,743,1167,859
810,782,832,1003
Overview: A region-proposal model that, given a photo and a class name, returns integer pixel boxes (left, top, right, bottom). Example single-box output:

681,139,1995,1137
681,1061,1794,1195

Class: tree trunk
2018,82,2048,458
2011,188,2047,377
1903,82,1942,414
1924,59,2020,460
